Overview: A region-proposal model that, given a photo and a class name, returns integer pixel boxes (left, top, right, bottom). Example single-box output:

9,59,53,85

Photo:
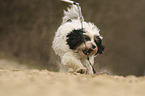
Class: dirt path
0,59,145,96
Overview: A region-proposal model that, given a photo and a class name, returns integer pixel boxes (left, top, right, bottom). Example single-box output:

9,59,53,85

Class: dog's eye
83,35,90,41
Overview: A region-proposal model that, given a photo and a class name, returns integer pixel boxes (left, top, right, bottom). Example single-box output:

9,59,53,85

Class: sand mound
0,59,145,96
0,68,145,96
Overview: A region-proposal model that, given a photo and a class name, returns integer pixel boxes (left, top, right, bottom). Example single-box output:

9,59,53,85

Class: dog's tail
61,0,84,24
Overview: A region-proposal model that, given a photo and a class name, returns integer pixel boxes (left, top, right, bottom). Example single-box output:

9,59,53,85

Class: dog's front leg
61,52,86,74
82,61,94,74
82,56,94,74
86,64,94,74
87,56,95,74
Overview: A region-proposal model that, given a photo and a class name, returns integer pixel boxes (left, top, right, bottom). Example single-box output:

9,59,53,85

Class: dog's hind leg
61,52,86,74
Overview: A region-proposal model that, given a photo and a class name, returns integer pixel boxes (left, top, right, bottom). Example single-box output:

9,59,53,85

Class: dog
52,0,104,74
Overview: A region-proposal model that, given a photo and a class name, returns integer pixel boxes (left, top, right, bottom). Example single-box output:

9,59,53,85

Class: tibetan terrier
52,0,104,74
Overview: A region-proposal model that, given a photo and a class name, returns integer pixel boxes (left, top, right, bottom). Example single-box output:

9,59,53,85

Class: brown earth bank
0,59,145,96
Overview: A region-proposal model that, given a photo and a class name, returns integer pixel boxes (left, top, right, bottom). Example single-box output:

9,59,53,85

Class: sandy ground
0,59,145,96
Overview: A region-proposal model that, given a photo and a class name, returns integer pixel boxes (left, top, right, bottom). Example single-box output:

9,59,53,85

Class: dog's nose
92,44,96,49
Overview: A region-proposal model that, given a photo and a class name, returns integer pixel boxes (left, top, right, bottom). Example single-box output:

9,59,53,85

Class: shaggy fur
52,3,104,74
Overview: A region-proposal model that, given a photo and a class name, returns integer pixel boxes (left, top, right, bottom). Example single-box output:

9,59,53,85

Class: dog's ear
97,45,105,55
94,36,105,55
66,29,85,50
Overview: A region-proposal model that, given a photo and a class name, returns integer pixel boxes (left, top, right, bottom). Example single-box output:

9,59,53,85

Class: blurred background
0,0,145,76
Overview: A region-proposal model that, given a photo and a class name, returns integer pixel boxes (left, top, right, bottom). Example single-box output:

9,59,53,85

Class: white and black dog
52,0,104,74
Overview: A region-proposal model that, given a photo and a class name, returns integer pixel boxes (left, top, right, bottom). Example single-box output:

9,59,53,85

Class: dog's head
66,28,104,57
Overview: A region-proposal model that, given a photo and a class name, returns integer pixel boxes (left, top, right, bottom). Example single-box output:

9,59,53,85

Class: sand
0,59,145,96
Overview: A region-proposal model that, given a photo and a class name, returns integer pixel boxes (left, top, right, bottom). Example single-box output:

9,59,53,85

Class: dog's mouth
83,49,93,55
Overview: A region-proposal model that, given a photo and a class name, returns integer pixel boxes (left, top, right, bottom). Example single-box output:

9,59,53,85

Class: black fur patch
66,29,85,50
94,36,105,55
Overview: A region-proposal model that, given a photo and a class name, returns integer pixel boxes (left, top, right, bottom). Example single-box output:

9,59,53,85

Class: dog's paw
87,69,94,75
76,68,86,74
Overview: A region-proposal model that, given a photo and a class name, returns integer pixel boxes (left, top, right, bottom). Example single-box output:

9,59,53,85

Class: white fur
52,4,102,74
